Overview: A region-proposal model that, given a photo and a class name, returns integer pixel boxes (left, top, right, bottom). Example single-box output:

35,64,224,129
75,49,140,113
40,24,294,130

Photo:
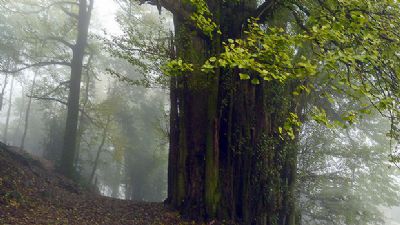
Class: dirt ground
0,143,219,225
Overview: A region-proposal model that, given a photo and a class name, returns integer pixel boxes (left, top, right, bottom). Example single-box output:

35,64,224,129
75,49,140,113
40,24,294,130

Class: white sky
92,0,122,35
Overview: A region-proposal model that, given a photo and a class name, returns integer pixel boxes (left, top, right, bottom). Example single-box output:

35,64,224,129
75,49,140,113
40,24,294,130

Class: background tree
0,0,171,202
298,107,400,224
60,0,94,178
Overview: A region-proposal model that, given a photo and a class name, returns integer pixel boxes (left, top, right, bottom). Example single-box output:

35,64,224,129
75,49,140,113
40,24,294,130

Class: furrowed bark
160,0,300,224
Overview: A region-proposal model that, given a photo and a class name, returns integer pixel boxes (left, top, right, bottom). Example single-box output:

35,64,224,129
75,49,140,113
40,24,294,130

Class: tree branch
252,0,279,22
0,1,79,15
0,61,71,74
60,6,79,19
46,36,75,49
29,95,103,129
139,0,192,22
29,95,68,106
41,80,71,97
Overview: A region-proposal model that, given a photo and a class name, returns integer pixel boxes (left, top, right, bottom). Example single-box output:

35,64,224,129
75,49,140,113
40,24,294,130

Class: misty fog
1,0,400,225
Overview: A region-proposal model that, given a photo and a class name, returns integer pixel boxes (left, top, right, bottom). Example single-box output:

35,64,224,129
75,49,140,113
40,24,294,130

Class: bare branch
138,0,193,22
59,5,79,19
46,36,75,49
41,80,71,97
29,95,104,129
29,95,68,106
252,0,279,22
0,61,71,74
0,1,79,15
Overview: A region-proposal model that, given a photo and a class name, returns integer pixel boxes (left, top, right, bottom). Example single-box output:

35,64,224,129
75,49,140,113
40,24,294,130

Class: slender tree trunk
3,76,14,144
125,182,131,200
20,72,38,149
60,0,93,178
14,83,25,143
111,162,122,198
74,65,91,166
89,115,111,183
0,74,8,111
165,1,300,224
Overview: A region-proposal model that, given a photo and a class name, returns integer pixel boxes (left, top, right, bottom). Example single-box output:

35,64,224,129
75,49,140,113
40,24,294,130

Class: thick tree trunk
3,76,14,144
20,71,38,149
165,1,299,224
60,0,93,178
167,75,179,202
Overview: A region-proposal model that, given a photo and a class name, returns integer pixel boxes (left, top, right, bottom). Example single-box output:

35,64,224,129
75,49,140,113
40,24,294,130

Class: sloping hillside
0,142,209,225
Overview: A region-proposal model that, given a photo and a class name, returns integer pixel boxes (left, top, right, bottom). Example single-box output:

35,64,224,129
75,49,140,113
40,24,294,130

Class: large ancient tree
139,0,400,224
156,1,303,224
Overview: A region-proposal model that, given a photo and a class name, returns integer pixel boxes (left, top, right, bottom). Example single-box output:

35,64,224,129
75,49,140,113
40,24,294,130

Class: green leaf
251,78,260,84
239,73,250,80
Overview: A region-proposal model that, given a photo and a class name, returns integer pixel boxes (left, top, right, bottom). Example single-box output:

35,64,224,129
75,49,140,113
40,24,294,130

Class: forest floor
0,143,219,225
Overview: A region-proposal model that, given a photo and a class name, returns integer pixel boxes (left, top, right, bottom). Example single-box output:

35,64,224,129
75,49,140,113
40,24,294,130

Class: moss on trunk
166,1,300,224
